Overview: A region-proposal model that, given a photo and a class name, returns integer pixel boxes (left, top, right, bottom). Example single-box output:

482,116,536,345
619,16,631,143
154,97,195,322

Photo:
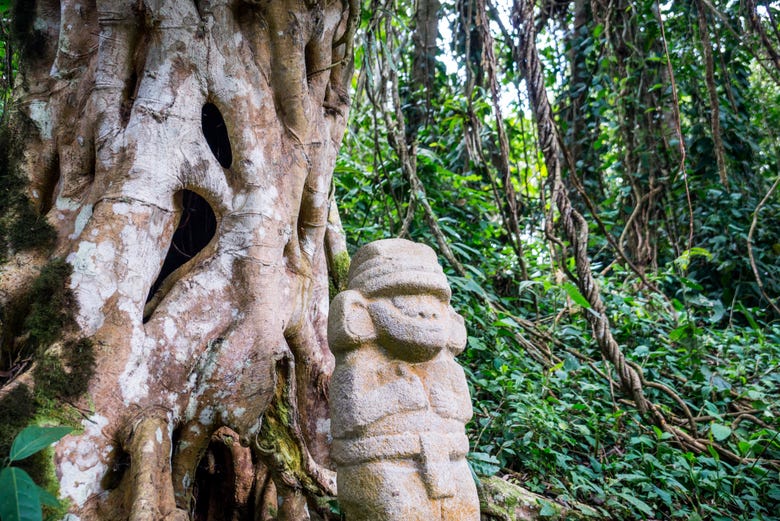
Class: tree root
122,412,188,521
253,354,337,511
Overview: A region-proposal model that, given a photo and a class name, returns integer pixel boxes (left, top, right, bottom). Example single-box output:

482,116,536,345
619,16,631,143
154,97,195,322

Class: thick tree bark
0,0,355,519
407,0,439,136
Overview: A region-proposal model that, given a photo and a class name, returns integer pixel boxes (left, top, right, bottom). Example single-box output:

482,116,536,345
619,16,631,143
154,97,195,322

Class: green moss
333,250,351,287
25,259,76,346
23,260,95,403
2,258,75,368
255,363,318,493
329,250,351,298
477,476,600,520
34,339,95,401
0,121,57,261
0,131,65,504
0,385,74,518
8,202,57,252
34,394,84,431
0,261,94,508
0,385,36,457
258,394,303,474
316,496,342,517
17,449,68,516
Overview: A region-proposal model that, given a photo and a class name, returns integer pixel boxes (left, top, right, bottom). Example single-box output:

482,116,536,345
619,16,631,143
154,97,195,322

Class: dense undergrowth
334,1,780,518
337,135,780,518
458,280,780,519
337,132,780,520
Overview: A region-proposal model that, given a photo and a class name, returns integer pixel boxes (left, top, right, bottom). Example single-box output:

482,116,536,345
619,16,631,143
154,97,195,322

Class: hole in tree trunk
13,0,61,67
120,71,139,126
100,446,130,491
202,103,233,169
193,438,250,521
39,151,60,215
144,190,217,319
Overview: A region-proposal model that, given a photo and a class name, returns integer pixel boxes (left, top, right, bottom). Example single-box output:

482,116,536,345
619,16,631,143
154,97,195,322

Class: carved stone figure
328,239,480,520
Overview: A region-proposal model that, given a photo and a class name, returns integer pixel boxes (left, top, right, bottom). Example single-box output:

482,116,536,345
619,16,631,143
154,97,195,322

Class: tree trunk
0,0,355,519
600,0,672,273
407,0,440,137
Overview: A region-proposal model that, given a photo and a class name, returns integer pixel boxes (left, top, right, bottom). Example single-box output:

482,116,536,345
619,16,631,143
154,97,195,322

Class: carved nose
419,310,438,318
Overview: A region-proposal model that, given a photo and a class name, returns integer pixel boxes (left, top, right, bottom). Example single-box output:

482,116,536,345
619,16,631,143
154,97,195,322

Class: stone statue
328,239,480,520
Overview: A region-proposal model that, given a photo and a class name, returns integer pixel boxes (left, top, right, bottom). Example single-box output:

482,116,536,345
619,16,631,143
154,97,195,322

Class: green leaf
563,355,581,371
616,491,654,516
562,282,591,309
737,303,760,331
538,501,558,517
738,440,752,455
9,426,72,462
710,423,731,441
0,467,43,521
710,374,731,392
669,324,691,342
679,277,703,291
467,452,501,476
674,247,712,271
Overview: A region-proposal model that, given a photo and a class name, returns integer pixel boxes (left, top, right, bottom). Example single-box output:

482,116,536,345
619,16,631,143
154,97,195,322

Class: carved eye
390,295,442,319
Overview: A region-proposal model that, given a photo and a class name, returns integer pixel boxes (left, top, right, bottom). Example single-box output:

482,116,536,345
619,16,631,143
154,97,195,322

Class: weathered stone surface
329,239,480,520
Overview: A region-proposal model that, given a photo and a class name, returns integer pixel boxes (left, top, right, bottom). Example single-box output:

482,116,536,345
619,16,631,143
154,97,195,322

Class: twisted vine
512,0,778,469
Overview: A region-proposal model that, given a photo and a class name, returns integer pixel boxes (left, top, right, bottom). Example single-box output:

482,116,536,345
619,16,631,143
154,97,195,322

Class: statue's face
368,291,466,363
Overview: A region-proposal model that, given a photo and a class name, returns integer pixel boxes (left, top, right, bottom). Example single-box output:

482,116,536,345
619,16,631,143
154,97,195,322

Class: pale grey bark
1,0,355,518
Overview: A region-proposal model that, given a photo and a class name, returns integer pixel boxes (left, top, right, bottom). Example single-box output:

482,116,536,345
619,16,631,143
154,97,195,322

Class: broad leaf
0,467,42,521
562,282,591,309
9,426,72,462
538,501,558,517
710,423,732,442
467,452,501,477
616,491,654,517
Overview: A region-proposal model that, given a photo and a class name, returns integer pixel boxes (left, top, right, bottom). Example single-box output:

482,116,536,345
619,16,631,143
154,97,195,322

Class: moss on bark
329,249,351,299
0,122,56,262
2,258,76,368
478,476,600,520
0,260,95,515
256,363,311,490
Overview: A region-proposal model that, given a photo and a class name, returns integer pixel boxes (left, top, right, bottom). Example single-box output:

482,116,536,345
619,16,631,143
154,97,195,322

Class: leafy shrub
0,425,72,521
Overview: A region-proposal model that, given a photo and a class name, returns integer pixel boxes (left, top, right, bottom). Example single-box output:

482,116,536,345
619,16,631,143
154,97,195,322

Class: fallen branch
478,475,600,520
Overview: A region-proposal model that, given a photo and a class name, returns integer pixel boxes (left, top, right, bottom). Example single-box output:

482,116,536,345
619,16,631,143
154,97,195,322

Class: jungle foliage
334,0,780,519
1,0,779,519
